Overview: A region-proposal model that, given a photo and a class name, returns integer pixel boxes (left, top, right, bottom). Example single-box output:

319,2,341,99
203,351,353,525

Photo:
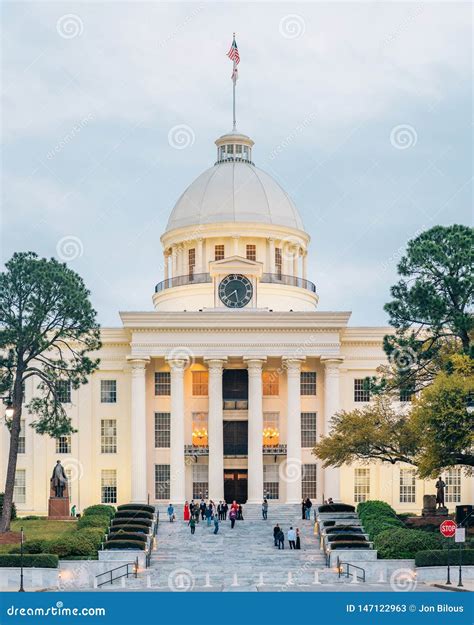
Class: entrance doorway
223,421,248,455
224,469,248,503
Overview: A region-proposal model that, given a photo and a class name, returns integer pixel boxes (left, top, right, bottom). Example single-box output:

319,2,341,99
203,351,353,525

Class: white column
171,245,177,278
292,248,299,278
284,358,304,503
164,251,169,282
128,357,150,503
205,358,226,501
268,238,275,274
196,238,204,274
322,357,344,502
168,358,186,504
246,358,266,503
302,252,307,280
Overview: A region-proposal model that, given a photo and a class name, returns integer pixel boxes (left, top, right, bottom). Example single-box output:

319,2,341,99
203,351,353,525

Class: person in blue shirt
167,503,174,522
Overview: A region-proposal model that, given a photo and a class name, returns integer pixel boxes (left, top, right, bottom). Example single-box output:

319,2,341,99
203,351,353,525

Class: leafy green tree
313,396,418,468
381,224,473,392
0,252,100,532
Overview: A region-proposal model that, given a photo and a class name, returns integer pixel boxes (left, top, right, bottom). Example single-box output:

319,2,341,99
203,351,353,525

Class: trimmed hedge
357,500,395,517
0,493,16,520
0,554,58,568
113,510,153,520
45,534,98,558
111,518,152,528
109,525,150,535
83,505,115,518
327,534,369,543
77,515,110,530
117,504,155,514
374,527,443,559
319,504,355,513
330,542,370,550
12,540,45,554
326,526,363,534
322,521,336,527
415,549,474,567
107,532,147,543
358,501,405,542
104,540,146,550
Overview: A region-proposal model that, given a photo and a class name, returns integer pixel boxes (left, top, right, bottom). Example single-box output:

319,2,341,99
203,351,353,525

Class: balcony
155,272,316,294
263,444,287,455
184,444,287,457
184,445,209,456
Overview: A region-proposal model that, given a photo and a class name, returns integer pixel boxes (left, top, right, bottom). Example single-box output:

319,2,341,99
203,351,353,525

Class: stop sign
440,520,457,538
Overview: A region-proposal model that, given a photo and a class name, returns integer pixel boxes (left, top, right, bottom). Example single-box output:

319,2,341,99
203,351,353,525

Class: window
246,244,256,261
56,435,71,454
155,413,170,448
192,465,208,499
192,371,208,396
214,245,225,261
155,464,170,500
445,468,461,504
155,372,170,396
101,470,117,504
399,468,416,503
354,379,370,402
101,419,117,454
188,248,195,277
275,248,282,277
300,372,317,395
354,468,370,502
13,469,26,504
192,412,208,446
262,371,279,396
302,464,317,499
56,380,71,404
263,465,279,500
101,380,117,403
301,412,317,448
263,412,279,447
18,420,25,454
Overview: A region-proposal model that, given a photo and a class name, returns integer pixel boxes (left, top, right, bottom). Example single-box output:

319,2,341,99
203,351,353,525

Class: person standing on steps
304,497,312,520
194,506,200,524
200,499,206,520
229,507,237,529
222,501,229,520
295,528,301,550
262,499,268,520
206,503,213,526
213,515,219,534
184,500,190,522
277,528,285,549
238,504,244,520
189,516,196,535
167,503,174,522
301,499,306,520
288,527,296,549
273,523,280,546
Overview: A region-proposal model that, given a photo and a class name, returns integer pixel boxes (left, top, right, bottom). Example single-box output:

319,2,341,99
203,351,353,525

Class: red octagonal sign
440,519,457,538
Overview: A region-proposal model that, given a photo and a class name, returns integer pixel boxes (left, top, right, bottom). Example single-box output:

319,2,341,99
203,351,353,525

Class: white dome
166,161,304,232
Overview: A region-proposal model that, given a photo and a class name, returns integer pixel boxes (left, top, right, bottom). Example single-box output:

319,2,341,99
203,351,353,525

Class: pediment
209,255,263,278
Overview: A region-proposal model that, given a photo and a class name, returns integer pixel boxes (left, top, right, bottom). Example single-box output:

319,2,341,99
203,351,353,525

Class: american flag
227,36,240,65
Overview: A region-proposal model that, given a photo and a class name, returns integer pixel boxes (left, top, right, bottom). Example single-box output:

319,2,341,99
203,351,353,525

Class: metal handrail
261,273,317,293
155,273,212,293
154,272,317,294
95,558,138,587
336,556,366,582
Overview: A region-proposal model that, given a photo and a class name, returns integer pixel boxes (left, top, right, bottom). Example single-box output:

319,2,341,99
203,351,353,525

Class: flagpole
232,32,236,131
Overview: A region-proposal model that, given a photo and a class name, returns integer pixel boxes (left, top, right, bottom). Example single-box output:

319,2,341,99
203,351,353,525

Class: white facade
2,130,472,514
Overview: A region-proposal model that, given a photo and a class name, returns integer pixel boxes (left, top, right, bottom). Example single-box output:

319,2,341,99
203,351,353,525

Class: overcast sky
2,2,472,326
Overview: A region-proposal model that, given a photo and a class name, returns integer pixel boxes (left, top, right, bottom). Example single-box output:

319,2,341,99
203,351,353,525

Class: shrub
329,542,370,550
0,554,58,568
117,504,155,514
357,500,396,518
113,510,153,520
322,521,336,527
21,515,42,521
109,524,149,535
363,518,404,540
326,526,363,534
111,518,152,528
77,528,105,545
318,504,355,513
104,540,146,550
0,494,16,520
45,534,97,558
327,534,369,543
83,505,115,518
374,527,443,559
77,515,110,530
107,532,147,543
17,540,45,554
415,549,474,567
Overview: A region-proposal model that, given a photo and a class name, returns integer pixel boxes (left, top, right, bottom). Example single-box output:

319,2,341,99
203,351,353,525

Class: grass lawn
0,519,77,554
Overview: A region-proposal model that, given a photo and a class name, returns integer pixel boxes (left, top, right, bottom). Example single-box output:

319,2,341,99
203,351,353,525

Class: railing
95,558,138,588
146,510,159,568
261,273,317,293
155,273,212,293
262,444,287,455
336,557,366,582
184,445,209,456
155,272,317,294
184,444,287,456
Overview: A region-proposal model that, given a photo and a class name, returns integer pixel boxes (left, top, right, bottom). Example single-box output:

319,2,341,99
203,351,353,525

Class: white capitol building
2,128,470,514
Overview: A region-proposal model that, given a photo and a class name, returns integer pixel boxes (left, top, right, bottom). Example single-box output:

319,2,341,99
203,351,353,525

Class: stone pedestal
422,494,436,517
434,506,449,516
48,485,70,519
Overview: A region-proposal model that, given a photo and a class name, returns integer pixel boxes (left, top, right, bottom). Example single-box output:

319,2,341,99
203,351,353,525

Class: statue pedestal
434,506,449,516
48,485,71,520
422,494,437,517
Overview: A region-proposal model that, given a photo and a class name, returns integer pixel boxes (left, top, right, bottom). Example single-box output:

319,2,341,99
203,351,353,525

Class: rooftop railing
155,272,316,294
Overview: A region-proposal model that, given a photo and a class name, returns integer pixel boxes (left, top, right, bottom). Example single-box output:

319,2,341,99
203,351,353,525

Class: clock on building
218,274,253,308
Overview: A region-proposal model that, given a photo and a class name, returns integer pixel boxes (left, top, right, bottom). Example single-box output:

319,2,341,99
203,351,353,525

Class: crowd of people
272,524,301,549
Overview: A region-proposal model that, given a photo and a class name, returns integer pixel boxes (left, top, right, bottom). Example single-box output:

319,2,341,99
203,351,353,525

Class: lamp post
19,526,24,592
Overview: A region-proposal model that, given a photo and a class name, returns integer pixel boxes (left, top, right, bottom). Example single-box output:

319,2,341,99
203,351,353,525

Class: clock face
218,274,253,308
